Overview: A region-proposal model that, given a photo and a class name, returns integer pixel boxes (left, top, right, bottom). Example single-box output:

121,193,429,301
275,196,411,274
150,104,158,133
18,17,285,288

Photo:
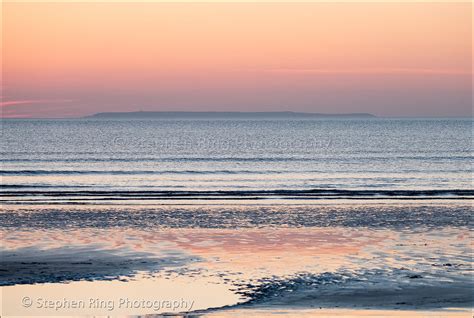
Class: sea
1,118,472,202
0,117,472,316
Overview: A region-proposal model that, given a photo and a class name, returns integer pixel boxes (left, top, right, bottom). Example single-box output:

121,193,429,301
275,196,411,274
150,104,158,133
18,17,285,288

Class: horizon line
2,112,473,120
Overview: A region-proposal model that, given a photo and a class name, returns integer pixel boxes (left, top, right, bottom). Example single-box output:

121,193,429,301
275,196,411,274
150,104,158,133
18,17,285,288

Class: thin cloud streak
264,68,472,75
0,99,75,108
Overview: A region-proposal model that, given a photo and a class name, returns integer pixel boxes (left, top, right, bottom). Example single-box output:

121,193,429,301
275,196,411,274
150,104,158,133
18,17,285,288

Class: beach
1,202,472,316
1,118,473,316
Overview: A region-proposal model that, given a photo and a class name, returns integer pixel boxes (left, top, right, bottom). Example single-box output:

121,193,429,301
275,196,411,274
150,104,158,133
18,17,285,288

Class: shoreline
201,308,473,318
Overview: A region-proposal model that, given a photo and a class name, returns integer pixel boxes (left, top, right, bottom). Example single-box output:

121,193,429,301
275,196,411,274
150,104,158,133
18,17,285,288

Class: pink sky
2,2,472,118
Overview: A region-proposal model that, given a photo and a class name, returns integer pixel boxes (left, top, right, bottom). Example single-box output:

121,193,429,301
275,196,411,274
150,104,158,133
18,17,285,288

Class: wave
0,184,187,189
0,169,292,176
0,184,89,189
1,169,470,176
1,188,472,199
1,155,472,163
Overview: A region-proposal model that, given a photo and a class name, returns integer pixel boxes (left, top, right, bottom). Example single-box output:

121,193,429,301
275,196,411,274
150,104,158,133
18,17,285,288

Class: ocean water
1,118,473,316
1,118,472,203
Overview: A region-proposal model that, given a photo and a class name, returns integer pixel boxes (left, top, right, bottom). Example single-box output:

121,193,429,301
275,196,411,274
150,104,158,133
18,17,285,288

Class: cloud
264,68,471,75
1,99,76,118
0,99,74,108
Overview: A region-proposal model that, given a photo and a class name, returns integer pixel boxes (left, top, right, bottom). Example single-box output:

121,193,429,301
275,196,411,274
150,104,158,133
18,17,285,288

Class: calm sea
1,118,472,204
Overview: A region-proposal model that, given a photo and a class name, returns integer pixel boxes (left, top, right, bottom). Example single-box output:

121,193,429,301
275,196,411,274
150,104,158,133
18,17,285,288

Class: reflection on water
1,214,472,315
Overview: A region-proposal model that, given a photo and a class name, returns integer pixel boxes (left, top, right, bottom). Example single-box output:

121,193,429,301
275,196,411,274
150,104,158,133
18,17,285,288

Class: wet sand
203,308,472,317
1,202,472,316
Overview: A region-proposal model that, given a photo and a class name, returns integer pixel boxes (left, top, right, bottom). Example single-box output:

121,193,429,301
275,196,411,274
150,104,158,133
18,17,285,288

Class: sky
1,2,472,118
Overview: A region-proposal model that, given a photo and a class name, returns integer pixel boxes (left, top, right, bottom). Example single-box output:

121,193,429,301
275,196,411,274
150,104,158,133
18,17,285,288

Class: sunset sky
1,2,472,118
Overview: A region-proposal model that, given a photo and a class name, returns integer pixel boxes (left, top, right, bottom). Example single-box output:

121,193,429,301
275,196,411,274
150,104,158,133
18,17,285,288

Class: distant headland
84,111,377,119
